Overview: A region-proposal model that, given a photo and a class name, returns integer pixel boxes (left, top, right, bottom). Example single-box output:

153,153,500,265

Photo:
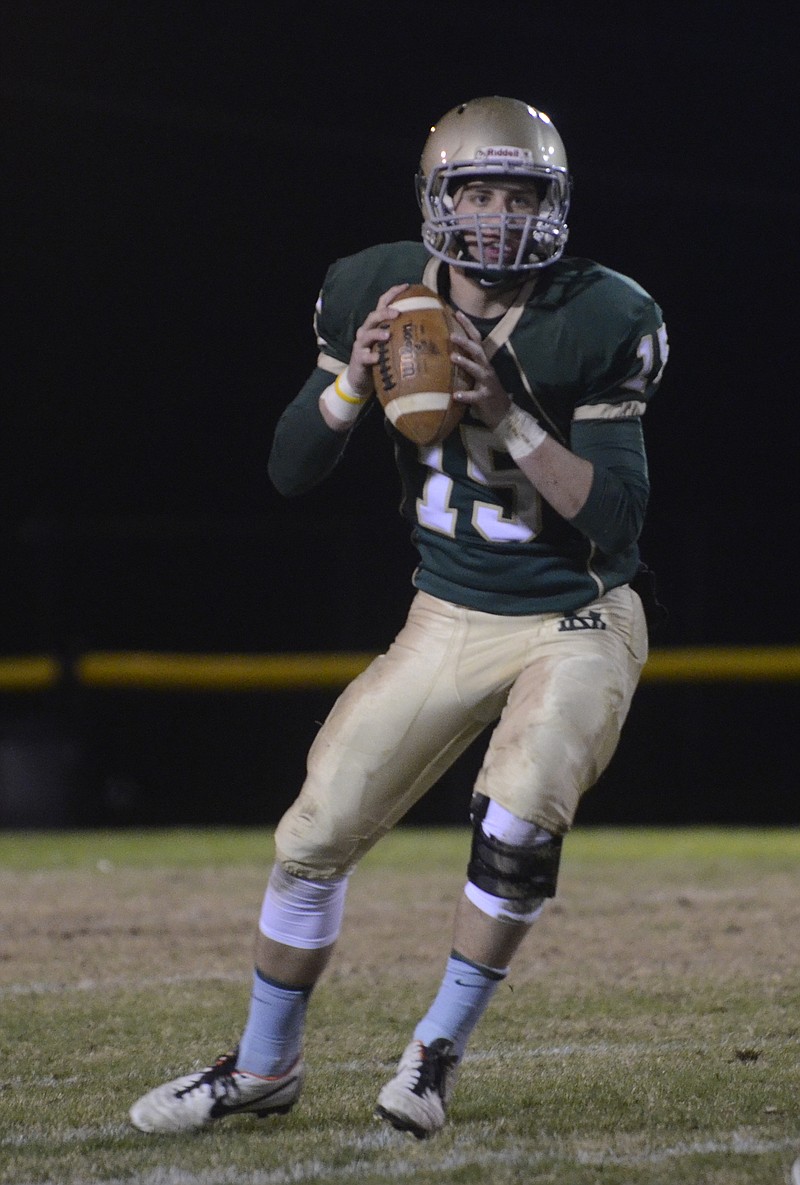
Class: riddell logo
475,145,534,162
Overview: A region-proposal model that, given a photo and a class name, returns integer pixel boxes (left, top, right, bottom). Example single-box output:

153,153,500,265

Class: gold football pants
275,586,647,878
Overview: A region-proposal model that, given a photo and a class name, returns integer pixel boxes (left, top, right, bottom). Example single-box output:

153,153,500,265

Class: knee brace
465,794,563,923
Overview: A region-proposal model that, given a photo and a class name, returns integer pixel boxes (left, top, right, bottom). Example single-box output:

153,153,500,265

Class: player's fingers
355,317,391,346
376,283,410,312
453,310,482,342
450,330,486,361
363,308,398,334
450,346,488,383
357,287,408,340
451,351,482,378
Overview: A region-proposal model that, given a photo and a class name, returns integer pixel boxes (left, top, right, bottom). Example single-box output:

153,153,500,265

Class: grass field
1,826,798,1184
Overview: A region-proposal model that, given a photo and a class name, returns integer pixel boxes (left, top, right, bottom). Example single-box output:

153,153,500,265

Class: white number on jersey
416,426,542,543
622,324,669,394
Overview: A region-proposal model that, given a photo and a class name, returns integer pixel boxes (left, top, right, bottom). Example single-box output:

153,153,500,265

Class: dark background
2,2,797,828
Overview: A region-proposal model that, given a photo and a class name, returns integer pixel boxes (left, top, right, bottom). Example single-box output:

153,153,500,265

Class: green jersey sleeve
268,242,429,497
569,418,649,553
267,368,359,497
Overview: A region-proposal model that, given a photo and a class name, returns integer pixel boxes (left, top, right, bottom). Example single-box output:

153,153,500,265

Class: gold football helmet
416,96,571,281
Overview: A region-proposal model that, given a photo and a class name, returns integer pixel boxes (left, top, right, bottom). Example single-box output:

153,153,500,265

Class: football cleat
375,1037,458,1139
129,1046,303,1134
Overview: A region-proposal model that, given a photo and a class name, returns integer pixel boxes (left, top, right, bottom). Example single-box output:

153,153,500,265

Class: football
372,285,471,446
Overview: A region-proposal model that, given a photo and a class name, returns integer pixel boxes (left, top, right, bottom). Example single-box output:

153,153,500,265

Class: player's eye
461,187,492,206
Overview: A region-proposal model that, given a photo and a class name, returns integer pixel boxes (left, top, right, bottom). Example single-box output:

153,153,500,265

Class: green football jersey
275,240,668,615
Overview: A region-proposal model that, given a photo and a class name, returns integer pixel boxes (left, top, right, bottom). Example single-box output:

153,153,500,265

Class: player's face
453,179,541,267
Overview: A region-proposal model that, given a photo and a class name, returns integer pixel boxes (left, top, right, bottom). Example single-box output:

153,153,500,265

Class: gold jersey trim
573,400,646,421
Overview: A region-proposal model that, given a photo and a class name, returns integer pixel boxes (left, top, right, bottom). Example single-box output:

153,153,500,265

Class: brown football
372,285,472,446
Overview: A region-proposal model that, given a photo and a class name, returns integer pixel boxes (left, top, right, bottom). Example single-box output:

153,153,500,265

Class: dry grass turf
0,826,798,1184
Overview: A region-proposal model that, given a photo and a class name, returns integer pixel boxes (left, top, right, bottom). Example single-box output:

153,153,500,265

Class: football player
131,95,668,1139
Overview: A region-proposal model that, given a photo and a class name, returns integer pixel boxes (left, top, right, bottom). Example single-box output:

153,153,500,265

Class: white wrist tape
319,370,371,425
495,403,547,462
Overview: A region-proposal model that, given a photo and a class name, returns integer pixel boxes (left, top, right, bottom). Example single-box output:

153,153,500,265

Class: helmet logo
474,146,534,163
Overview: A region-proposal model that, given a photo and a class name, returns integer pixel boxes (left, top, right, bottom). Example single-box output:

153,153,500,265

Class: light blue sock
237,969,311,1077
413,950,507,1060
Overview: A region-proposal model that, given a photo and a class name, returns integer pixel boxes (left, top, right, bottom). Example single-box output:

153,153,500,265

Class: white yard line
0,1040,737,1091
0,1124,129,1148
331,1039,707,1074
0,972,243,997
4,1129,798,1184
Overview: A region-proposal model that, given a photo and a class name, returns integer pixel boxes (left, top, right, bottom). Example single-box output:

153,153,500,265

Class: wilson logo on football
372,285,472,447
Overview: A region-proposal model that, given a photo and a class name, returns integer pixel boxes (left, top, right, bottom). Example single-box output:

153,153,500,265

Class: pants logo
557,610,607,632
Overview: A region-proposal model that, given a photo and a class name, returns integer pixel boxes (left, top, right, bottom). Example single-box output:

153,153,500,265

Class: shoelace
175,1049,240,1100
408,1040,457,1099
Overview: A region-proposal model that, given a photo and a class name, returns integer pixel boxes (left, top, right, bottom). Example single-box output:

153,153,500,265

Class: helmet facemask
417,158,571,283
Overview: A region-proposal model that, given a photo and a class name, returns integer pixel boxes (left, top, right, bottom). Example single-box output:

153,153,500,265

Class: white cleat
130,1047,303,1134
375,1038,458,1139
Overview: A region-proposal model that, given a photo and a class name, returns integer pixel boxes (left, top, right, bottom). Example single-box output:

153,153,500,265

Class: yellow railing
0,656,64,691
1,647,800,692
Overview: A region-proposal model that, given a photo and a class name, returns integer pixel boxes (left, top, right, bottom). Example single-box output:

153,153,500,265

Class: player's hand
345,284,410,398
450,312,512,428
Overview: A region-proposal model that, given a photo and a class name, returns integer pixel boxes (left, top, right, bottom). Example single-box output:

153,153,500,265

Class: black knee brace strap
467,821,564,901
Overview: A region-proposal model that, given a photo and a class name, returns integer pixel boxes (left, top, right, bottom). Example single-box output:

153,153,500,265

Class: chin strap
449,245,535,293
476,271,520,289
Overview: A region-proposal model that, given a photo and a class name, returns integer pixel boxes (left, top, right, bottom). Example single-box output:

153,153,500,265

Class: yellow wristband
335,371,369,405
321,372,370,426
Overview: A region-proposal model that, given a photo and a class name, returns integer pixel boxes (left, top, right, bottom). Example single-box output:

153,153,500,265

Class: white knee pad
258,863,349,950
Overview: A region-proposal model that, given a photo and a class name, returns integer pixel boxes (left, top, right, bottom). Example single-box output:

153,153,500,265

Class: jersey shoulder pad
541,257,668,415
315,242,430,364
541,257,662,325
